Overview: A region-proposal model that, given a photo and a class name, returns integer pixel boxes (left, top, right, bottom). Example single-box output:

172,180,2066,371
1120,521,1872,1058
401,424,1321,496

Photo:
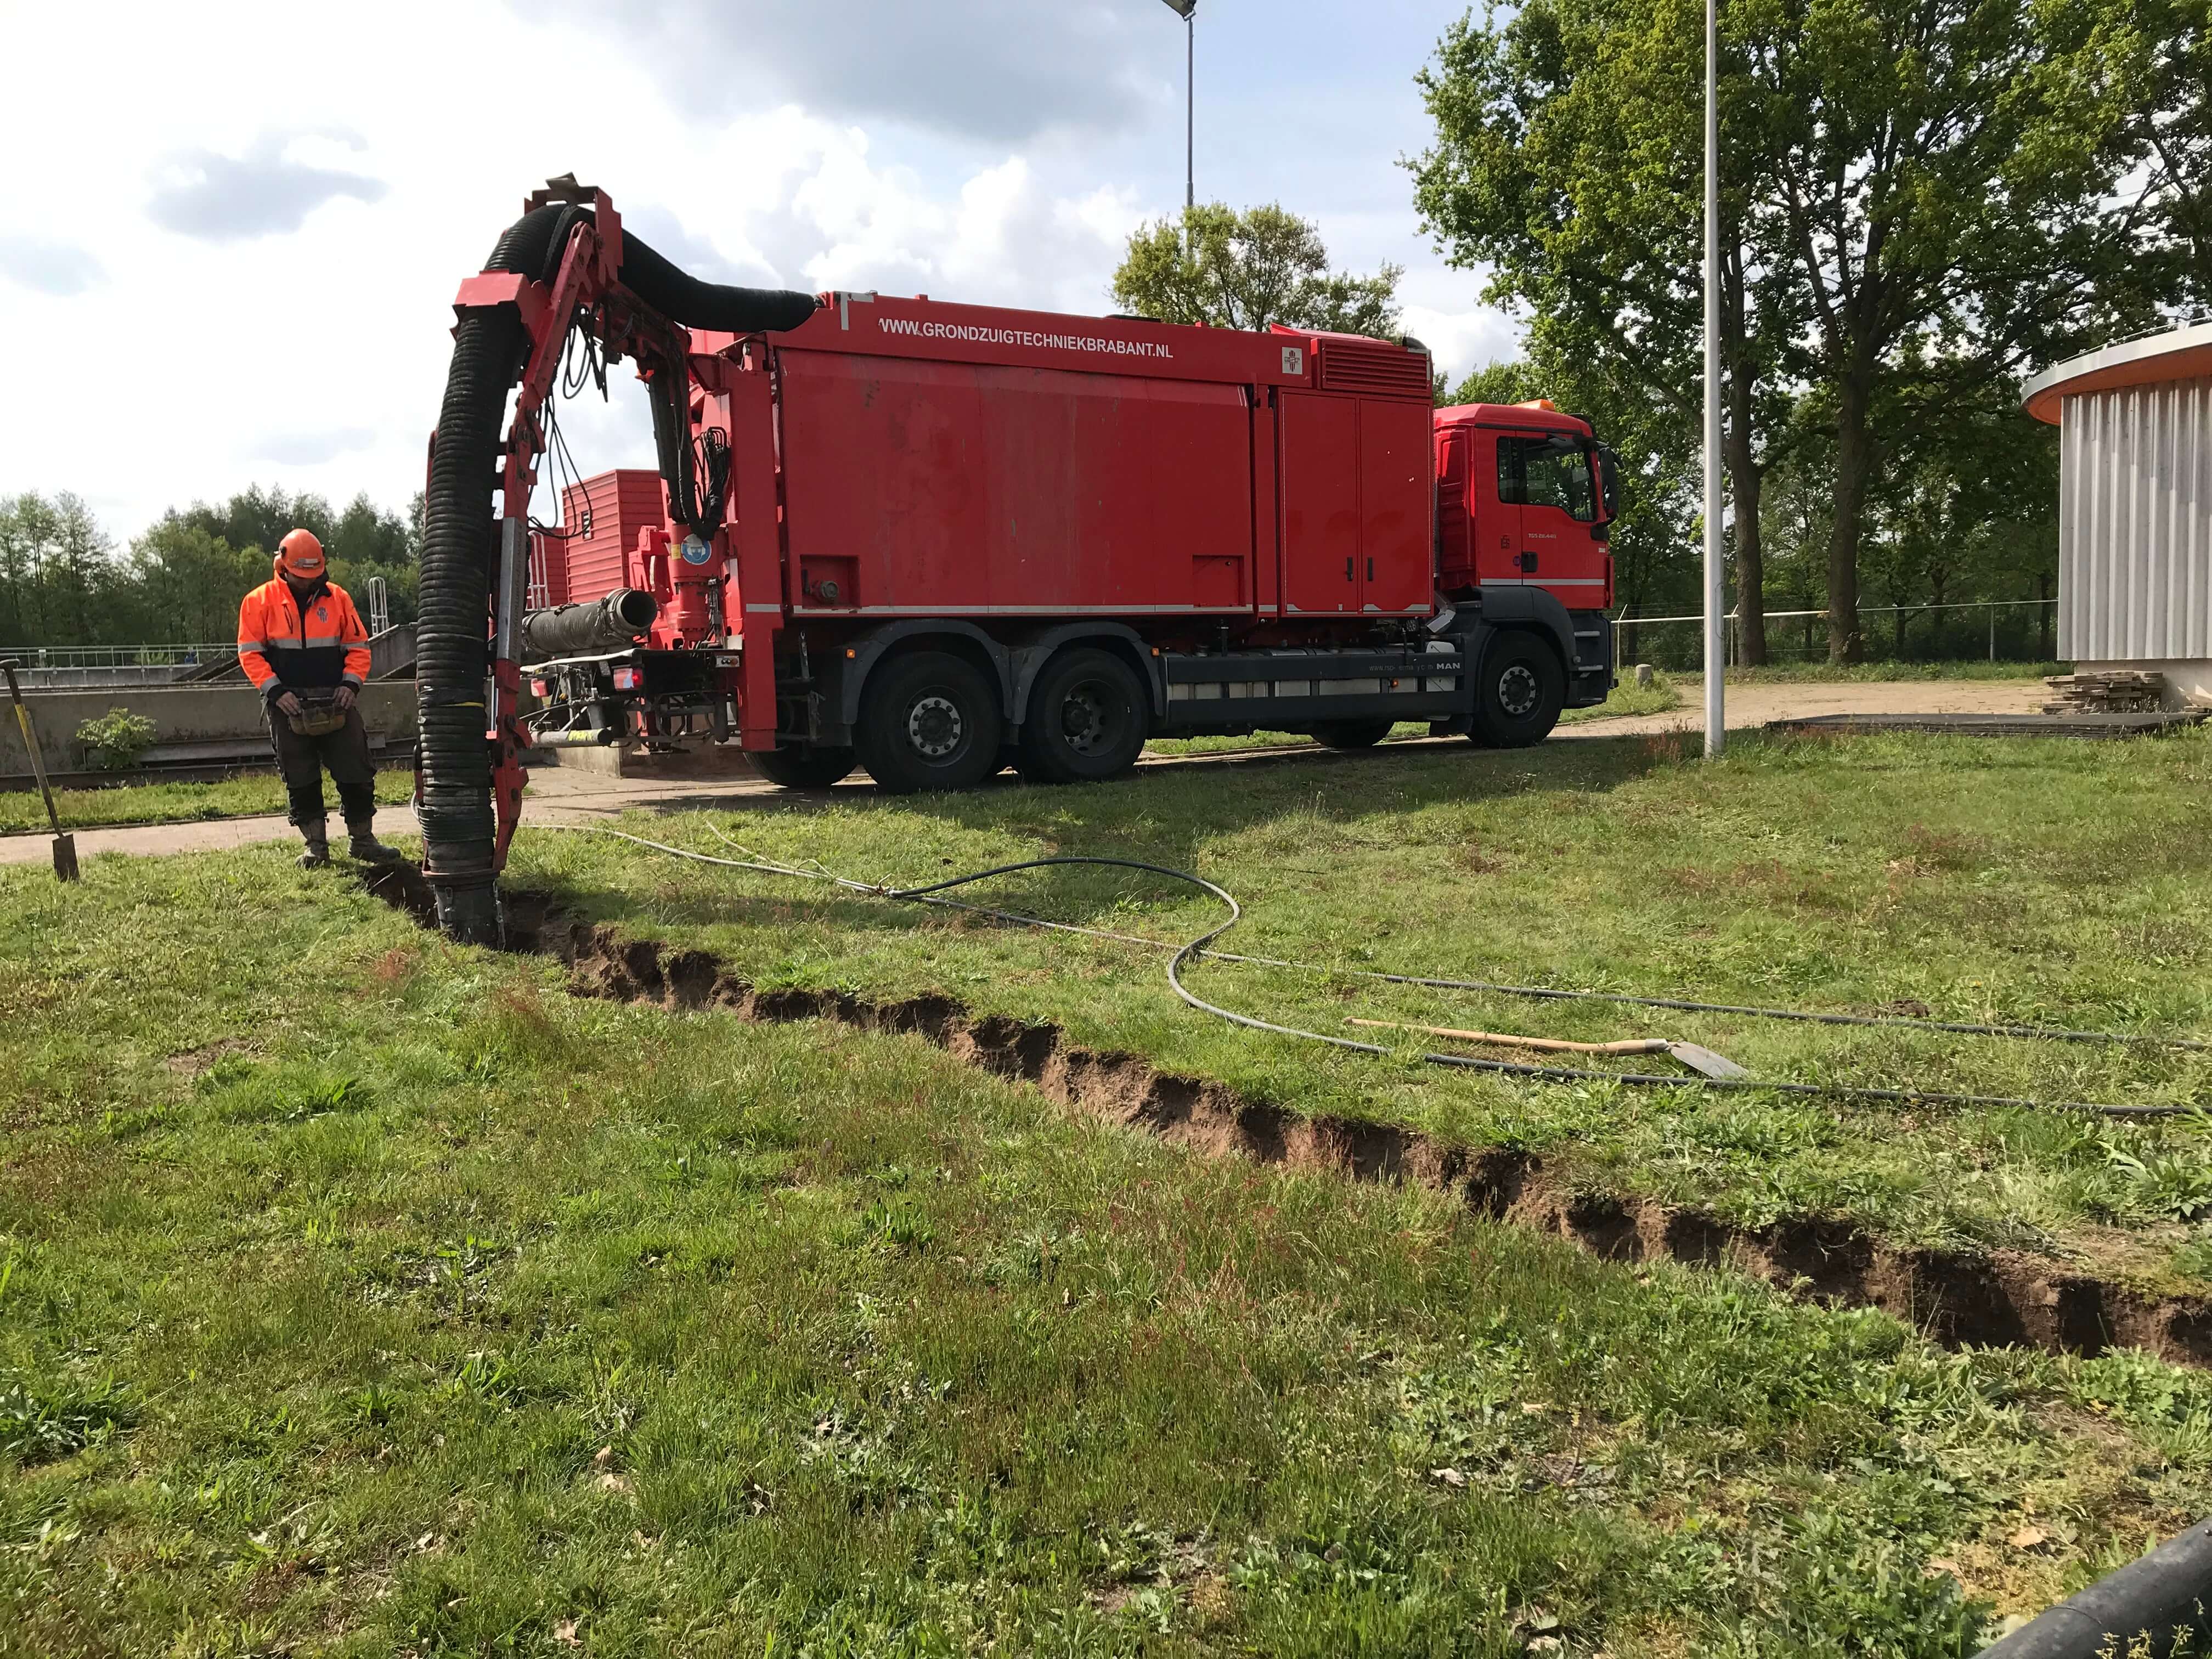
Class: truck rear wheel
1470,630,1565,748
1018,648,1149,783
1311,719,1395,749
747,743,856,789
855,651,1005,794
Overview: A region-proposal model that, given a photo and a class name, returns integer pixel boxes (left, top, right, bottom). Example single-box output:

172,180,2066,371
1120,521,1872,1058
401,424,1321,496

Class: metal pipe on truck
518,589,658,660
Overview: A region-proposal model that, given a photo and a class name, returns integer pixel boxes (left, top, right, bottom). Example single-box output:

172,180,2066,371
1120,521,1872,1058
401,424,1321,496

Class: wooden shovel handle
1345,1017,1670,1057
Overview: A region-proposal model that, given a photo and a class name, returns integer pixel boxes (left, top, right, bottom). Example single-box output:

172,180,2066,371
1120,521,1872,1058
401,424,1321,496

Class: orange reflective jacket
238,577,370,701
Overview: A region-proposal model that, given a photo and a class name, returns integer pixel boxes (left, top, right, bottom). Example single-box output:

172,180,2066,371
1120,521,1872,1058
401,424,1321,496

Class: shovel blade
52,834,78,883
1667,1041,1748,1080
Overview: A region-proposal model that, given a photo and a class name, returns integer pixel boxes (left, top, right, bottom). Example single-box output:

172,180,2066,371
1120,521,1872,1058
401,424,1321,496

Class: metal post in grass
1701,0,1725,756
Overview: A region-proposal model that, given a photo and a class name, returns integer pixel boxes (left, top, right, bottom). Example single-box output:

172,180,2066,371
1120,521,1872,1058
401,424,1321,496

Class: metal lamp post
1702,0,1725,755
1160,0,1195,215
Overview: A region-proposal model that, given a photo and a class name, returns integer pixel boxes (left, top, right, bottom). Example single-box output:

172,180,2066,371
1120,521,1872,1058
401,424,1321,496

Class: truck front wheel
747,743,856,789
1018,648,1149,783
1470,630,1565,748
856,651,1005,794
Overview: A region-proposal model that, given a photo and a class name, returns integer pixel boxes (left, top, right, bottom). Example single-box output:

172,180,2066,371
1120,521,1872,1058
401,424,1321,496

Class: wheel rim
1059,680,1118,755
1498,663,1539,718
907,693,964,759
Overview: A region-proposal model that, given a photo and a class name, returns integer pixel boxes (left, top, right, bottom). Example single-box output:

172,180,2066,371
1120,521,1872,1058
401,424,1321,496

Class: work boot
346,822,399,863
297,822,331,870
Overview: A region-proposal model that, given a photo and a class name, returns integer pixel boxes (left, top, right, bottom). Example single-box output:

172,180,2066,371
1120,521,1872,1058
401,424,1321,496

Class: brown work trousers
267,702,377,830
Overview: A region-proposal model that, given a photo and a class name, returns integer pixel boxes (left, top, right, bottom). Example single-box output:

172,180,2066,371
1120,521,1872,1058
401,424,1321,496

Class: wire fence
1614,599,2060,672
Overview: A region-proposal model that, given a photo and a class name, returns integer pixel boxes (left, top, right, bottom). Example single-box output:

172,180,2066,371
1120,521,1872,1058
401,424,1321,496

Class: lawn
9,850,2212,1655
498,726,2212,1301
0,768,415,835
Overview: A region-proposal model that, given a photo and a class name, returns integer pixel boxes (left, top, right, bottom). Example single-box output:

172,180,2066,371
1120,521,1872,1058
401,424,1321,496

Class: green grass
1558,672,1680,723
499,726,2212,1291
9,852,2212,1654
0,769,414,834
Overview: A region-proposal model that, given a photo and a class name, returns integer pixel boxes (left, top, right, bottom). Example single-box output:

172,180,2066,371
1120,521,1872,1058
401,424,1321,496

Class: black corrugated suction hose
416,204,817,943
1979,1516,2212,1655
615,233,821,336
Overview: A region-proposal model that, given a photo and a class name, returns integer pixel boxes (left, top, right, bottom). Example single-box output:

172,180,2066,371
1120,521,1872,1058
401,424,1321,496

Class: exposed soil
364,864,2212,1370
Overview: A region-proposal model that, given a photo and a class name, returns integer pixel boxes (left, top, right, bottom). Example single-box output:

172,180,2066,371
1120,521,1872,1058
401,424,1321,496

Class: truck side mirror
1596,445,1621,521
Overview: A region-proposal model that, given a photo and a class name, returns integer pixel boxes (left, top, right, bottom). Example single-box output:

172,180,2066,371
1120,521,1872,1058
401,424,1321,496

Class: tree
1414,0,2147,663
1111,203,1404,336
130,522,264,644
1412,0,1795,662
0,493,122,647
2037,0,2211,307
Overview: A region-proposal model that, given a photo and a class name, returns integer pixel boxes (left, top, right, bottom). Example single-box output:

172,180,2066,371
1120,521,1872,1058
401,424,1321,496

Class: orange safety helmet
274,528,326,580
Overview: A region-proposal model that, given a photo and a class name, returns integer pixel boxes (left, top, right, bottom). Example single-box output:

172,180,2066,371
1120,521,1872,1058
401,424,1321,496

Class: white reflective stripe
744,605,784,614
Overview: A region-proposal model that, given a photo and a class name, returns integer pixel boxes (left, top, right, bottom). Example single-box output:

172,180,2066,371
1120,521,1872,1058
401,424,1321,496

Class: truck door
1480,431,1526,583
1498,433,1604,598
1280,393,1361,616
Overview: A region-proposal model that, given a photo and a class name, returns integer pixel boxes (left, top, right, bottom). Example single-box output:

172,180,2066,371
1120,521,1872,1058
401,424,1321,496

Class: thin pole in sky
1702,0,1725,757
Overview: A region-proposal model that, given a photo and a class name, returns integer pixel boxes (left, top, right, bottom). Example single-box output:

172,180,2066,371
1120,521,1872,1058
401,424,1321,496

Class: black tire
1310,719,1395,750
1469,630,1565,748
747,743,856,789
854,650,1005,794
1017,648,1150,784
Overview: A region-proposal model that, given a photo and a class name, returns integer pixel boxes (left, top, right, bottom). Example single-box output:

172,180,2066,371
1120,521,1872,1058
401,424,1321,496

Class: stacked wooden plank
2043,670,2166,714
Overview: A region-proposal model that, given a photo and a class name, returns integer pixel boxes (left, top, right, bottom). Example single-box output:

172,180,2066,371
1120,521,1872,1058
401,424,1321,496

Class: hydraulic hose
416,201,817,943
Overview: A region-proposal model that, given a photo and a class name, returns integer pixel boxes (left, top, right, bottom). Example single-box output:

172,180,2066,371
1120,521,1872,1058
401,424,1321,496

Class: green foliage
1412,0,2169,663
0,484,416,653
71,708,157,771
1111,202,1404,336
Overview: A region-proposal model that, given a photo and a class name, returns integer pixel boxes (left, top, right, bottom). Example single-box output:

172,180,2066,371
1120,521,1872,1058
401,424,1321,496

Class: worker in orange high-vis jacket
237,529,397,868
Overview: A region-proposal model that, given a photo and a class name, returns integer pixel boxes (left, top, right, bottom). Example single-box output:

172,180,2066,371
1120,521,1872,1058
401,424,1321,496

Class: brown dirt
362,864,2212,1370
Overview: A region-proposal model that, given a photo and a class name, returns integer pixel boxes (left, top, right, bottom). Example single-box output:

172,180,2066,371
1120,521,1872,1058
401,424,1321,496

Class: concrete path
0,676,2053,866
1555,674,2047,740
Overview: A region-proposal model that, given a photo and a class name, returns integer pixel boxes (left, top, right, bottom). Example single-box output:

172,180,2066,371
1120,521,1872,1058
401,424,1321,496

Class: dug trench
364,863,2212,1371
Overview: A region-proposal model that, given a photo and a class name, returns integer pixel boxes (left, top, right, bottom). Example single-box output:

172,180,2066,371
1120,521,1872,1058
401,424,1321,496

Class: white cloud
0,0,1519,547
148,133,387,242
0,0,1149,541
0,235,103,296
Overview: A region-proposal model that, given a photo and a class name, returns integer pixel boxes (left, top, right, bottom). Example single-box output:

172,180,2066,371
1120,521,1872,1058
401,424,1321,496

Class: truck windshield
1498,436,1597,522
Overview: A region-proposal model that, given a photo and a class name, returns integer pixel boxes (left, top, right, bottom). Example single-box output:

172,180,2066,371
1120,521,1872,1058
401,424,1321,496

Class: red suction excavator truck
416,179,1619,941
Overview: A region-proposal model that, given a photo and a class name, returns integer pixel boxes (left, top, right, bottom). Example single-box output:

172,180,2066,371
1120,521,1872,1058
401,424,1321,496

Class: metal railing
0,643,239,669
1612,598,2060,670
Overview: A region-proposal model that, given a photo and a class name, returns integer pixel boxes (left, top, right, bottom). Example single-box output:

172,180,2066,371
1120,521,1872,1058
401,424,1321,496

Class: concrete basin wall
1,683,417,784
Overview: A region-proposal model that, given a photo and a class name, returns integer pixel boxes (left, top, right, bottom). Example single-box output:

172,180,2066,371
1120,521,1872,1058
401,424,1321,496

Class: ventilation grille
1318,341,1431,398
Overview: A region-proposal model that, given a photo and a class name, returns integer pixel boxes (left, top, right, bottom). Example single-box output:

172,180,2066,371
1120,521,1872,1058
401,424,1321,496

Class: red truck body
527,292,1617,789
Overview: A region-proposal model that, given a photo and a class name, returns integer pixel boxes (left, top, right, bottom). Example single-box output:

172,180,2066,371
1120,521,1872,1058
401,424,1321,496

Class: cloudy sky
0,0,1517,545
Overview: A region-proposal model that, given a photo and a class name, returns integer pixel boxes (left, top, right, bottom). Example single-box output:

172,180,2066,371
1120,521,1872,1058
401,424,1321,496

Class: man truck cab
1434,400,1618,713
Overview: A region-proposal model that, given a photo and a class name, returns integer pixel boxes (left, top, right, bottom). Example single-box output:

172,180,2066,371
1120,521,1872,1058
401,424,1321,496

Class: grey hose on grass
526,823,2202,1119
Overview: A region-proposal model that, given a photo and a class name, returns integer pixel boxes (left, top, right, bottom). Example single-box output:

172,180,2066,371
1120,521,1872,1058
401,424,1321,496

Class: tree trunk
1722,253,1767,665
1725,389,1767,665
1825,375,1875,664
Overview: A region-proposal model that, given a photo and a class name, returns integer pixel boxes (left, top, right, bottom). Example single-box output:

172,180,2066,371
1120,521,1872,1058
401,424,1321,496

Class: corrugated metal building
2024,321,2212,705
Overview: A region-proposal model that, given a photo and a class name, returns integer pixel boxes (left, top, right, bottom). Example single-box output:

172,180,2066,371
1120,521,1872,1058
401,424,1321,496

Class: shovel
1345,1016,1748,1080
1,659,79,882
